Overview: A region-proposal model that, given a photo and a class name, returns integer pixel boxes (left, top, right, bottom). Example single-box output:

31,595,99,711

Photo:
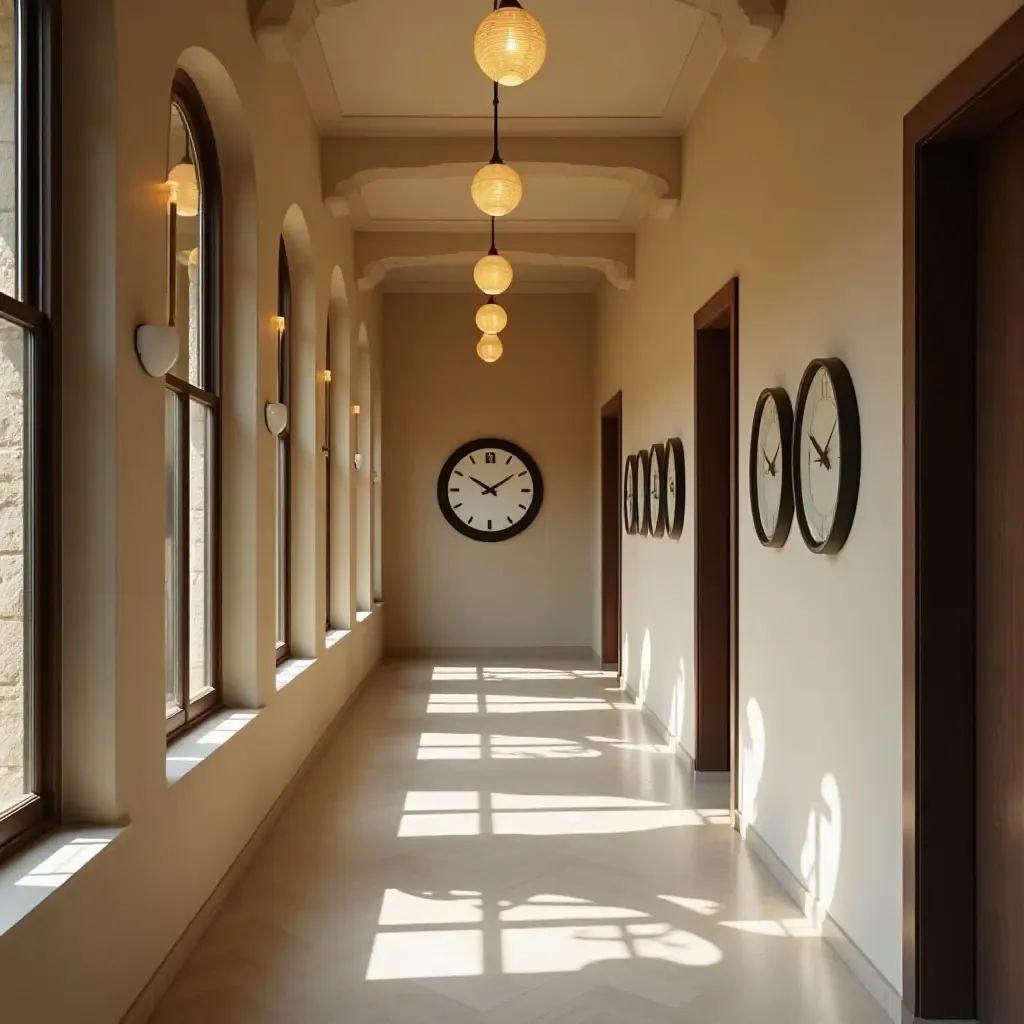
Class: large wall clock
437,437,543,543
665,437,685,540
637,448,653,537
749,387,794,548
792,358,861,554
623,454,639,535
648,442,667,538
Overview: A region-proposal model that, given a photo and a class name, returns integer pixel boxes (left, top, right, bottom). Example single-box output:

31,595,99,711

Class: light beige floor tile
147,658,892,1024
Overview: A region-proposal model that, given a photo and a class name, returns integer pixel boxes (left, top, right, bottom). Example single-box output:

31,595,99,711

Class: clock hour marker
468,516,474,525
519,503,527,510
453,503,462,509
507,516,513,524
506,455,513,464
521,488,531,493
449,487,460,492
517,471,527,477
469,455,476,465
487,520,492,530
454,470,464,477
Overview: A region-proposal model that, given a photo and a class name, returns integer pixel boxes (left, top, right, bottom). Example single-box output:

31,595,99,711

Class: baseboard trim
119,660,381,1024
621,680,699,775
737,813,906,1024
386,646,598,662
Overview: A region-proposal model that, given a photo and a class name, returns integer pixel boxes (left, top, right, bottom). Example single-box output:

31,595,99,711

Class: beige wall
383,292,595,654
0,2,384,1022
597,0,1024,996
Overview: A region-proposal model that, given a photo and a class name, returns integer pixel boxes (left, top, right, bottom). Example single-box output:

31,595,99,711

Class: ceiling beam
355,230,635,292
324,136,682,221
252,0,785,64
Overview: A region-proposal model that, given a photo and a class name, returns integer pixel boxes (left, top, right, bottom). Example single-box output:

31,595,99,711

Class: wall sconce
135,324,180,378
273,315,286,341
265,402,288,436
323,369,332,383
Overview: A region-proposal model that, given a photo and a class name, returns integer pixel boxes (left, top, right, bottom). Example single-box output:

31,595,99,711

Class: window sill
166,708,260,785
356,609,372,624
0,824,124,938
326,628,350,649
275,656,316,692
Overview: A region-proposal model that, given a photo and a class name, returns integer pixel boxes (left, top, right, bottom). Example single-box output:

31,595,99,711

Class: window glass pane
168,102,202,387
165,391,182,717
189,400,213,702
276,438,286,646
0,0,19,301
0,321,25,814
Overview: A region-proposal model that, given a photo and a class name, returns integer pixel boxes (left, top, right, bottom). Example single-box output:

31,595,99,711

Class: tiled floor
149,659,892,1023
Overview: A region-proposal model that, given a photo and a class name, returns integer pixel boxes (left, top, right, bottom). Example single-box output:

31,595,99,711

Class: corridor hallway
148,660,890,1023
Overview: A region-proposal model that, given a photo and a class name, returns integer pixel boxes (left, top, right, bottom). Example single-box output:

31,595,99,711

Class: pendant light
477,333,504,363
474,217,514,295
475,296,508,334
168,134,199,218
474,0,547,87
471,83,522,217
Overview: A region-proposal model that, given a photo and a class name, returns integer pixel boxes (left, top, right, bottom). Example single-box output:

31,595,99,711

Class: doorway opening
600,392,622,670
693,279,739,808
905,9,1024,1019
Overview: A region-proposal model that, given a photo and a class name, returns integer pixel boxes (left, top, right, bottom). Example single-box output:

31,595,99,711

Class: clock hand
809,434,831,470
469,475,498,496
490,473,516,492
768,443,781,476
761,447,775,479
824,419,837,453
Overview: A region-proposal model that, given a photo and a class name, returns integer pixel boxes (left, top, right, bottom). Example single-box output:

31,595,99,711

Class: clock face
637,449,652,536
665,437,685,540
623,455,638,535
749,389,793,548
793,359,861,554
437,438,543,542
648,443,667,538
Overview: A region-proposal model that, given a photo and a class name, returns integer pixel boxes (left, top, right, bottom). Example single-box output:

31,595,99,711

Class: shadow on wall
799,773,842,927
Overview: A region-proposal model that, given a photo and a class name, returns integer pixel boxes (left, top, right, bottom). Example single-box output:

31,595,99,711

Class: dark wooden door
600,395,622,668
977,106,1024,1024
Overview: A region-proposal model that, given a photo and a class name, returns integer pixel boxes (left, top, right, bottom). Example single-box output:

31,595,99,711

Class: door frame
693,278,739,811
600,392,622,669
904,9,1024,1018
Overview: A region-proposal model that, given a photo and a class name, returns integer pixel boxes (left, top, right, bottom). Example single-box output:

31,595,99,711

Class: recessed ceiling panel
360,173,634,225
319,0,704,122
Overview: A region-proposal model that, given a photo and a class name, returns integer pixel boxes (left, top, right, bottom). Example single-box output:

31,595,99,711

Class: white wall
597,0,1024,995
383,292,596,654
0,3,384,1022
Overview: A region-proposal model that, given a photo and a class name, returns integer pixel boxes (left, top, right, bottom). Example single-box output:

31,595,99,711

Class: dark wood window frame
0,0,61,858
164,70,222,738
276,238,292,664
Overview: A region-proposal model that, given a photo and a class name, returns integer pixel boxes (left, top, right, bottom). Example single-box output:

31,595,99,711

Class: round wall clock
637,448,653,537
648,442,667,538
749,388,794,548
665,437,685,540
623,454,639,535
792,358,861,554
437,437,543,543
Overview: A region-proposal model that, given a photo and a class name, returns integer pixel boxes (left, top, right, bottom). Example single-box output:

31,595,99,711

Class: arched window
0,0,59,855
164,71,221,736
324,320,332,631
276,238,292,662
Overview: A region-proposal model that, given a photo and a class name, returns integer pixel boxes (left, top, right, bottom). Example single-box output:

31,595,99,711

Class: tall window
324,320,332,631
164,72,221,736
0,0,59,854
276,239,292,662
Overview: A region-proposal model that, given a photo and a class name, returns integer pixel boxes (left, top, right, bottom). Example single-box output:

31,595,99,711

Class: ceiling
253,0,785,292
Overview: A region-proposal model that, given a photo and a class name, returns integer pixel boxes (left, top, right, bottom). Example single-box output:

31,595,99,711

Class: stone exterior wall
0,0,24,811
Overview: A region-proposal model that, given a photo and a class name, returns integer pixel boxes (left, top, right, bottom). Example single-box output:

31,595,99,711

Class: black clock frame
437,437,544,543
637,448,653,537
648,442,667,538
792,358,861,555
666,436,685,540
623,453,639,535
749,387,795,549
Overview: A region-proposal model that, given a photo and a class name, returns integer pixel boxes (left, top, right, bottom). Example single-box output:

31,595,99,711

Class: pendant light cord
489,216,497,255
491,82,502,164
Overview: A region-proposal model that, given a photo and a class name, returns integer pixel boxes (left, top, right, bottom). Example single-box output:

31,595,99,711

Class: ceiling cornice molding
251,0,785,65
355,230,635,292
323,136,682,224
